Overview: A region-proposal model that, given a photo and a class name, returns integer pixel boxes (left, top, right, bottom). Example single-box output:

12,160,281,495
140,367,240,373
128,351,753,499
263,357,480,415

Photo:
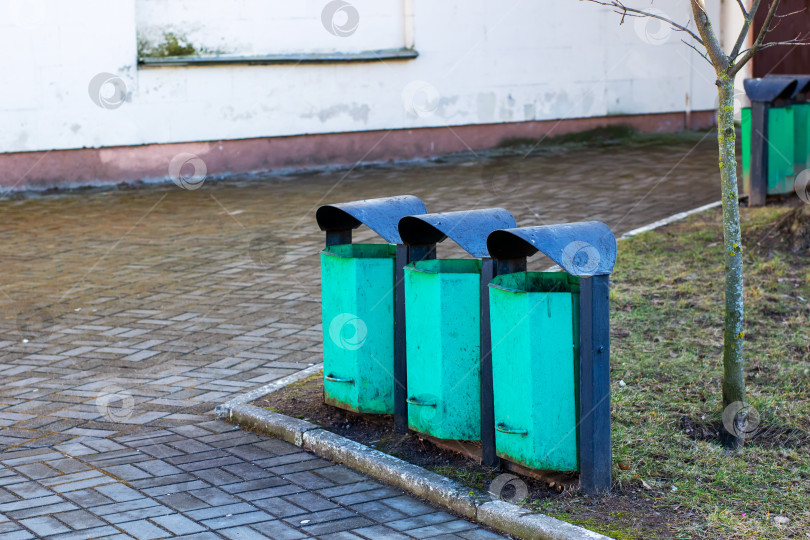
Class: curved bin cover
316,195,427,244
765,74,810,99
487,221,617,276
398,208,516,258
744,78,798,103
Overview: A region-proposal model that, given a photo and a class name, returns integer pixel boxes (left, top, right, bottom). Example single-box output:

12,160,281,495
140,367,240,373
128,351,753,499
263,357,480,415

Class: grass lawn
262,202,810,539
532,202,809,539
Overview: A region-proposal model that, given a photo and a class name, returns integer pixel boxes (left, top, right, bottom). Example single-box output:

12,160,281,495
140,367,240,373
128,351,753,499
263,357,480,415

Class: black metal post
408,244,437,262
325,229,352,247
394,243,436,434
479,257,498,467
482,256,526,466
495,258,526,276
579,274,612,495
749,101,769,207
394,244,409,433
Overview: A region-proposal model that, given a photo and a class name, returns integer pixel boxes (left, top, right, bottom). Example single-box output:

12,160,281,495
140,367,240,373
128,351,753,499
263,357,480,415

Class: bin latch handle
324,374,354,384
496,423,528,436
406,397,437,407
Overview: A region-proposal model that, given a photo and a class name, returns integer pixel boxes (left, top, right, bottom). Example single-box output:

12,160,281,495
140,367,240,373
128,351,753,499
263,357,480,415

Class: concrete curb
214,362,323,418
620,200,722,239
227,403,321,447
223,402,613,540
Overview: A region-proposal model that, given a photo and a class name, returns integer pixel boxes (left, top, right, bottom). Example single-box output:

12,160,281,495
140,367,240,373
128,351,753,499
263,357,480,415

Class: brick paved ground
0,137,721,538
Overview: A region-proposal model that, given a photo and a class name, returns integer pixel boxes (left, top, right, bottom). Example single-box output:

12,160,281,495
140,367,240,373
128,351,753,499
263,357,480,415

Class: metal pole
479,257,498,467
394,243,436,434
325,230,352,247
483,257,525,466
579,275,612,494
393,245,409,433
749,101,769,207
495,258,526,276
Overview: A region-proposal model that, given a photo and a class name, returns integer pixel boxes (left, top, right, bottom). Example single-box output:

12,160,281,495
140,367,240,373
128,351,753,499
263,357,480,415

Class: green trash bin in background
489,272,580,471
776,75,810,173
321,243,396,413
486,222,617,492
742,77,801,205
399,209,516,442
794,101,810,172
742,105,795,195
316,196,427,416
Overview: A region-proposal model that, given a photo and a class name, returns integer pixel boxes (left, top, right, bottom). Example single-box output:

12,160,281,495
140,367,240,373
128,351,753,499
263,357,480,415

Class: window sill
139,48,418,67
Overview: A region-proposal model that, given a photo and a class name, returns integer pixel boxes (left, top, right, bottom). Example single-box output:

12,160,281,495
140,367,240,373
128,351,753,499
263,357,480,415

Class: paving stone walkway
0,420,504,539
0,137,722,538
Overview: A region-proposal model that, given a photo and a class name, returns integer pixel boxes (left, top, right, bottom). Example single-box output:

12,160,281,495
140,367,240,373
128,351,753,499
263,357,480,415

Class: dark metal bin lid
316,195,427,244
398,209,516,258
744,77,798,103
764,74,810,99
487,221,617,276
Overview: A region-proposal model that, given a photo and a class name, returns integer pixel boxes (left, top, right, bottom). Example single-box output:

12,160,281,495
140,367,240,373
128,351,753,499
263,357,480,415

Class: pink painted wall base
1,111,716,192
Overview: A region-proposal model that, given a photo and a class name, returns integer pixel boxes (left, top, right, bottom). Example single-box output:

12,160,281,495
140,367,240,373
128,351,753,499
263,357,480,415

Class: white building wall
0,0,720,154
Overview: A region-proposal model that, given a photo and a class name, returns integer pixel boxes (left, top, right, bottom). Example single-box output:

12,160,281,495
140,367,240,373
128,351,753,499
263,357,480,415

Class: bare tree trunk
587,0,801,450
716,79,745,449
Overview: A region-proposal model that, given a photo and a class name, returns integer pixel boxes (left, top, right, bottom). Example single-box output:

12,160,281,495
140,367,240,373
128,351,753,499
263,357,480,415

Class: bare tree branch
774,7,808,18
584,0,803,81
745,38,810,52
682,38,712,65
731,0,783,76
580,0,705,45
730,0,762,60
690,0,729,72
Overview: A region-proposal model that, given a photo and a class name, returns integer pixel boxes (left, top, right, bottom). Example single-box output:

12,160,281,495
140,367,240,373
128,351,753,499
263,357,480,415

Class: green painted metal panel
321,243,396,413
794,103,810,172
742,106,796,196
742,107,752,196
404,259,482,441
489,272,580,472
771,107,796,194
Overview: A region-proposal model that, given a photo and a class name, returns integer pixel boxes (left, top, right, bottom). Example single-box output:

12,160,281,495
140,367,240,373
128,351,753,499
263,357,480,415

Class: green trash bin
489,271,581,472
321,243,396,414
404,259,482,441
742,105,795,196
